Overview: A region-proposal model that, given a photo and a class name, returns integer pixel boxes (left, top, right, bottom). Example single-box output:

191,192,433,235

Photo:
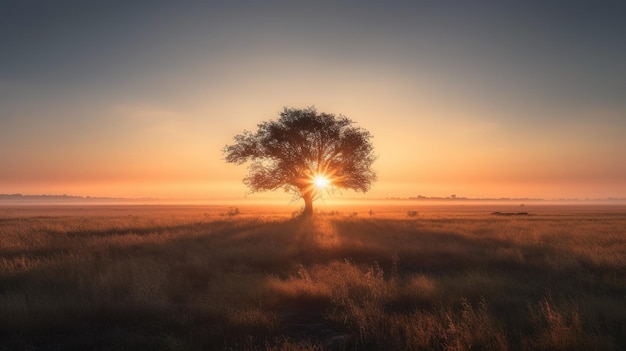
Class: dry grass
0,204,624,350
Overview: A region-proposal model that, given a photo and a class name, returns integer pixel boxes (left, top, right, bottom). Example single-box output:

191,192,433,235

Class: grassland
0,203,625,350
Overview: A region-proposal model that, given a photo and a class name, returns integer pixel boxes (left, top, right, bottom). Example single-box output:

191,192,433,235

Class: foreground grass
0,205,625,350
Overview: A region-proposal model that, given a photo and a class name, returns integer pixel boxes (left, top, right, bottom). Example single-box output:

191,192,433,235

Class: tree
223,107,376,216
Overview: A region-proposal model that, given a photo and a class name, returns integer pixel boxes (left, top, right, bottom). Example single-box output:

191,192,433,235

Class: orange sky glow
1,2,625,202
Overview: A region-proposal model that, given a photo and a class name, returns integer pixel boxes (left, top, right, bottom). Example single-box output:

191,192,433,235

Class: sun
313,175,331,189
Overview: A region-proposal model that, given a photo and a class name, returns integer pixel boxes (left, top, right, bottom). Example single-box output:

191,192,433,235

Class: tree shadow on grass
0,217,316,350
1,215,624,350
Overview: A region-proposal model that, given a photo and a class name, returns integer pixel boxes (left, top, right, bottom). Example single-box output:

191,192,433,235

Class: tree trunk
302,190,314,217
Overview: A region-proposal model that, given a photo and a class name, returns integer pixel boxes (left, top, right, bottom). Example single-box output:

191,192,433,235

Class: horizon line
2,193,626,203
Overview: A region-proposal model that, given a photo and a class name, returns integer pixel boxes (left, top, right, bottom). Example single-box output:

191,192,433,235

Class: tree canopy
223,107,376,215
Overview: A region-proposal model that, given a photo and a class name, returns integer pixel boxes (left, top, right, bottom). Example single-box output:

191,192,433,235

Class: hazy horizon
2,1,625,201
3,192,626,206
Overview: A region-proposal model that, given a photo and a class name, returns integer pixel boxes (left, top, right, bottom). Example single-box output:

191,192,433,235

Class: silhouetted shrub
227,207,240,217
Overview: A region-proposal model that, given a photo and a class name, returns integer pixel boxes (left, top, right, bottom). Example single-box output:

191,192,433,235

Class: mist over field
3,2,625,349
1,204,624,350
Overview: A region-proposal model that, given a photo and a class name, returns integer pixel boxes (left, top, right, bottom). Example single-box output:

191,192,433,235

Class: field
0,203,625,350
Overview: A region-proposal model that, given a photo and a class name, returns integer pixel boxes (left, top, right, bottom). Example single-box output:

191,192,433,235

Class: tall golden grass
0,204,624,350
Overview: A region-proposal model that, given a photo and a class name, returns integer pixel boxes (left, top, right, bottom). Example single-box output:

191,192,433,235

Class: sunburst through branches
313,175,330,189
300,169,338,200
223,106,376,216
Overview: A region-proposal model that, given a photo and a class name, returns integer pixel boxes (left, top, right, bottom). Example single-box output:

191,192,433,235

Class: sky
1,0,625,201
